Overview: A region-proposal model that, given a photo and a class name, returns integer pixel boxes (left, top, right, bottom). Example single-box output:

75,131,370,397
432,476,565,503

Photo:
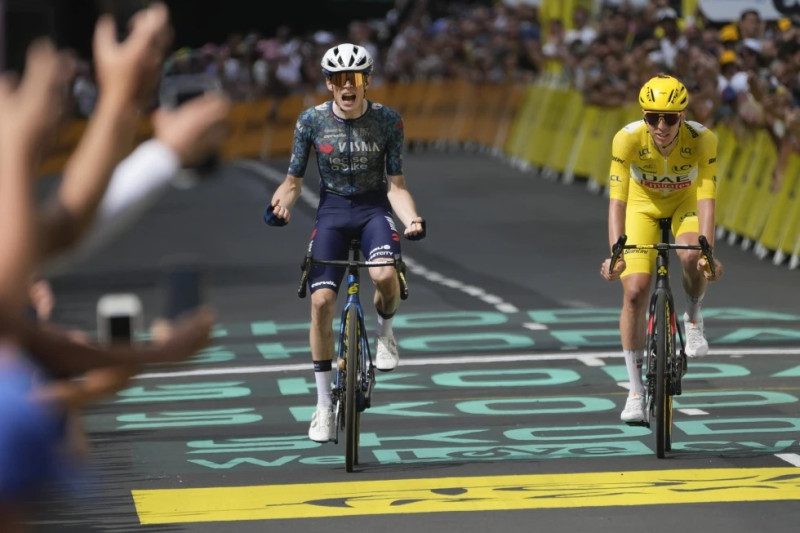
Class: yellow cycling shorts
621,190,699,277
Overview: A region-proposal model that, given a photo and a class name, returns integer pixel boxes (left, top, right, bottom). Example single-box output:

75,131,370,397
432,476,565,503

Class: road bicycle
296,239,410,471
609,218,715,458
265,204,425,471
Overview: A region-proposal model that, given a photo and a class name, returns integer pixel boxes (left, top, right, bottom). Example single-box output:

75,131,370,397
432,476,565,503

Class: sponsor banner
698,0,786,22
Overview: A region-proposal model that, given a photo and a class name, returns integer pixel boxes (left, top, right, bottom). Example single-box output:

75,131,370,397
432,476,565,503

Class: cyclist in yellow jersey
599,74,724,424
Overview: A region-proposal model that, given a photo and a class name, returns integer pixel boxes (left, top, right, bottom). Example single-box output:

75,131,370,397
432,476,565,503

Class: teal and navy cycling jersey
288,99,406,294
287,100,404,197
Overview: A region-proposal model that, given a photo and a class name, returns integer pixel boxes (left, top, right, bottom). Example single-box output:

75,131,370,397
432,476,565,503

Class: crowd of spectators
66,1,800,188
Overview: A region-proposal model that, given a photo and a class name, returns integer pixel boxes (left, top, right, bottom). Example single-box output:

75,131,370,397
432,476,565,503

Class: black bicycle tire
655,290,670,458
344,306,359,472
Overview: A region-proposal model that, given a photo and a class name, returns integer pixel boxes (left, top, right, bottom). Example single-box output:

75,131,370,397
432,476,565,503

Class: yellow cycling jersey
608,119,717,203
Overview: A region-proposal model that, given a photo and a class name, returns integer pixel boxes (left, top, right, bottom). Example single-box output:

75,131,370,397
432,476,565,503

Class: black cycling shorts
307,191,401,294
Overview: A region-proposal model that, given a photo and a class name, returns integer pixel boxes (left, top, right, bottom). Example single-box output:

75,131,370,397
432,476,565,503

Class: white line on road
137,345,800,380
677,408,709,416
775,454,800,467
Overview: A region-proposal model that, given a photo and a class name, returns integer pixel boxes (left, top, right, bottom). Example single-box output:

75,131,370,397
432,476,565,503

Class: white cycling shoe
684,313,709,358
308,407,335,442
375,335,399,371
621,392,646,424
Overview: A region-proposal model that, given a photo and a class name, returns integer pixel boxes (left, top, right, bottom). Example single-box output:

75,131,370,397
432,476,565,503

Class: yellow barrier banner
759,152,800,254
545,88,584,174
526,85,570,168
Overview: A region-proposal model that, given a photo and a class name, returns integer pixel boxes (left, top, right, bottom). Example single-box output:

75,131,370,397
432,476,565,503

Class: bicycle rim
345,306,359,472
655,291,670,458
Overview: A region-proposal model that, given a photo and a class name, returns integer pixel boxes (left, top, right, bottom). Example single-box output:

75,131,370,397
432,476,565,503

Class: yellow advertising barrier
543,88,583,175
563,104,601,182
716,129,757,229
260,92,312,158
526,84,570,168
505,84,540,164
719,129,772,236
737,131,778,244
759,152,800,255
776,163,800,259
492,82,527,154
712,123,737,198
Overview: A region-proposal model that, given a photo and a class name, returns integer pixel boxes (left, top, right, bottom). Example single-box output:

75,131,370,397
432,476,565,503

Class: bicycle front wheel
654,290,674,458
344,305,360,472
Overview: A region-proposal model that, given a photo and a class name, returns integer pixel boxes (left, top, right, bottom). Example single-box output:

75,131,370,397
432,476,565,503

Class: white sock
315,371,332,409
377,314,393,338
624,349,644,396
685,293,704,323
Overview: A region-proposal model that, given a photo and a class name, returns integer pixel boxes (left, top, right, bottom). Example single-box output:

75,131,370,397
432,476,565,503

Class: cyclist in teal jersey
267,43,425,443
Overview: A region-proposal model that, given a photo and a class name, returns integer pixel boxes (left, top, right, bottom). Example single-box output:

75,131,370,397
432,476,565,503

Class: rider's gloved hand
264,199,289,226
404,217,426,240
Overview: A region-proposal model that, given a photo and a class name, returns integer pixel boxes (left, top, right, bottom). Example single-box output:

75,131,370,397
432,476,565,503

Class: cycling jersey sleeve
608,128,632,202
287,110,314,178
695,129,718,200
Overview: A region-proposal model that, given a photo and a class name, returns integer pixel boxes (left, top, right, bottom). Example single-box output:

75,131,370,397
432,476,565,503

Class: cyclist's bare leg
370,262,400,318
309,288,337,411
620,273,650,394
310,288,337,361
620,273,650,350
676,231,707,320
370,262,401,369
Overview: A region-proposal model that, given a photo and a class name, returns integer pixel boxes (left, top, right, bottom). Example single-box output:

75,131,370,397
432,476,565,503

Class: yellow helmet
639,74,688,112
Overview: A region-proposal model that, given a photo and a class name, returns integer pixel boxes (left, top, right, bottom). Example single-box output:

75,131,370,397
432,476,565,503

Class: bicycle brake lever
608,234,627,276
698,235,716,277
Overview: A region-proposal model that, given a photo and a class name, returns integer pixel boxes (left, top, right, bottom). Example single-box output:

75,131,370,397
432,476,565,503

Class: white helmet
321,43,373,75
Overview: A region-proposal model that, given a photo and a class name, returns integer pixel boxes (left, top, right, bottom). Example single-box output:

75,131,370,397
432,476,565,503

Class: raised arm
0,40,71,328
37,2,173,258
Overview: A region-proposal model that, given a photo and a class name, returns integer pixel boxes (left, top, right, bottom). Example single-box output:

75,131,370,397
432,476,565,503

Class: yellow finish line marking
133,467,800,524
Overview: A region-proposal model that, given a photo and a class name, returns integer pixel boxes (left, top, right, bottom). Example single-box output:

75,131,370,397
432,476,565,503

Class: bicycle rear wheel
654,290,673,458
344,306,360,472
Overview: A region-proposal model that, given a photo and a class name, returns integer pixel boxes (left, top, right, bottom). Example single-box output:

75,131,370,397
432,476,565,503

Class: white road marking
136,345,800,380
775,453,800,467
677,408,708,416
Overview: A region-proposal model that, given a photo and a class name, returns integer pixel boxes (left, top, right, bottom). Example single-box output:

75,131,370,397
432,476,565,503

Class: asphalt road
33,149,800,532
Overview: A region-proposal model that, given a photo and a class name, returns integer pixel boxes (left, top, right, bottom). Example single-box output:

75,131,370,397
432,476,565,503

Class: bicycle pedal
624,420,649,428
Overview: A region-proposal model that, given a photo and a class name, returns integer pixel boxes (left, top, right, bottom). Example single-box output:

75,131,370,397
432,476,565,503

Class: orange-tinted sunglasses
328,72,367,87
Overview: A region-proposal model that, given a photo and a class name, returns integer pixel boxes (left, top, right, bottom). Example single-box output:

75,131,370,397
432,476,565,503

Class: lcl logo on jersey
680,147,692,157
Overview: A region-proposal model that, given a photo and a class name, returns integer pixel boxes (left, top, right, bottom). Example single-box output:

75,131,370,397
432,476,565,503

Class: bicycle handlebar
264,203,427,242
297,255,409,300
608,234,716,277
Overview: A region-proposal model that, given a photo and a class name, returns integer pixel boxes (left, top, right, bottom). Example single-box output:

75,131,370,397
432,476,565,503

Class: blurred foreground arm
37,2,173,259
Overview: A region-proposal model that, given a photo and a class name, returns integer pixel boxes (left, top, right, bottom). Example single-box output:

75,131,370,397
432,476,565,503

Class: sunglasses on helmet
643,112,681,127
328,71,367,87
